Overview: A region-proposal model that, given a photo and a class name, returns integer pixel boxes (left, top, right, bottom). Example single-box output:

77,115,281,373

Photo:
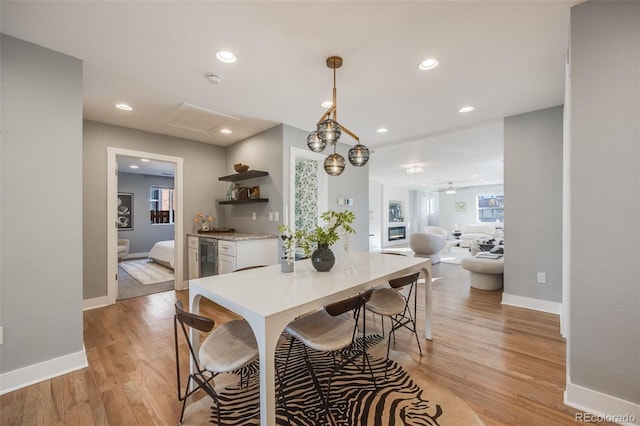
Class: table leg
242,311,292,426
421,266,433,340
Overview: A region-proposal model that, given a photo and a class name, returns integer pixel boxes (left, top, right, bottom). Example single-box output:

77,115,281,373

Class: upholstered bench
460,256,504,290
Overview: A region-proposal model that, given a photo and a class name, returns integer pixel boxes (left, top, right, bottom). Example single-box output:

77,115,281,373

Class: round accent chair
409,232,446,264
460,256,504,290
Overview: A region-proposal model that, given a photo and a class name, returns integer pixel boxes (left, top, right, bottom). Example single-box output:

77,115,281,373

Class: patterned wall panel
295,160,318,234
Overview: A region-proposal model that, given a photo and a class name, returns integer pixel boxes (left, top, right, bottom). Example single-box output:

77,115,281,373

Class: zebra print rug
182,336,484,425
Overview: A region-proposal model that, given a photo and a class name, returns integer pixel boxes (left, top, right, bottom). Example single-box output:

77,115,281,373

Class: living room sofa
459,225,498,248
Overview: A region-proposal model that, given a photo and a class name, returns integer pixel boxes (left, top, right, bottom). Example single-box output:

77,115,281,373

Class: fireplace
388,226,406,241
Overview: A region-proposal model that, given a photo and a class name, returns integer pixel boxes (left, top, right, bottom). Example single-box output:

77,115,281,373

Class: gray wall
504,106,563,303
117,173,175,254
1,35,84,371
569,1,640,404
83,120,226,298
222,125,283,236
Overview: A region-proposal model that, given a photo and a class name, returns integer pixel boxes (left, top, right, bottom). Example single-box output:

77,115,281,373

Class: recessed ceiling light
406,166,424,174
115,103,132,111
419,58,439,71
216,51,237,63
459,106,475,113
130,165,139,169
141,158,150,162
220,128,232,134
321,101,333,108
472,174,480,178
377,128,388,133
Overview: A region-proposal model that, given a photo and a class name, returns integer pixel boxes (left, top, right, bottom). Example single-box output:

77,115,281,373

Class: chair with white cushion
281,288,376,423
173,300,259,425
366,272,423,377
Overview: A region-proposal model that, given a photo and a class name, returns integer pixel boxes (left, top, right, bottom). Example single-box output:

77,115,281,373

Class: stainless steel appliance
199,238,218,277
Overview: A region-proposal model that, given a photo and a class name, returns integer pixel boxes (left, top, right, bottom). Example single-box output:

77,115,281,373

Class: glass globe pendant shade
323,152,346,176
317,119,341,144
307,131,326,153
348,144,370,166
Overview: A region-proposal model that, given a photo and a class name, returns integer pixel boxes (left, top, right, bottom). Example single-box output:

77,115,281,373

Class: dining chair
280,288,376,424
173,300,259,425
365,271,423,378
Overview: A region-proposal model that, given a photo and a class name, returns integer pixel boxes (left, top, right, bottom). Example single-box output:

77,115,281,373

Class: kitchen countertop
187,231,278,241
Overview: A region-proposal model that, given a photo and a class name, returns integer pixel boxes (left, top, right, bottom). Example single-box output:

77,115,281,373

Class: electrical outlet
268,212,274,221
274,211,279,221
252,212,256,221
537,272,547,283
0,327,4,345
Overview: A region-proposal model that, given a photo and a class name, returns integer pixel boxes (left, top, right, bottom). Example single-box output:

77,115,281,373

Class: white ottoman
460,256,504,290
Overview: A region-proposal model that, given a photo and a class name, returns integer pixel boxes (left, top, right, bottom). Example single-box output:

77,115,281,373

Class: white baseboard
0,347,88,395
83,295,111,310
501,293,562,315
565,377,639,425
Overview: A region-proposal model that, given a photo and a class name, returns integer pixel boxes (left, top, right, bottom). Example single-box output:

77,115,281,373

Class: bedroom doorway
107,147,184,305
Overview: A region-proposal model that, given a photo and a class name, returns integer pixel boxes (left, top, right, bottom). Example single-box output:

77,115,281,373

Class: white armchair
409,233,446,264
423,226,448,239
118,239,130,260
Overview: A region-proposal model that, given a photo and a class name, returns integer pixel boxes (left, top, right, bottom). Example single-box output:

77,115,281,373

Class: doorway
107,147,184,306
288,147,328,235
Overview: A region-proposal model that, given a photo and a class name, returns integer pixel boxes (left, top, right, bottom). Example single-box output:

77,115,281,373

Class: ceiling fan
434,181,473,194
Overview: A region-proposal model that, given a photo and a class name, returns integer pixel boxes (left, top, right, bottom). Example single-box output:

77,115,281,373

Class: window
150,186,175,224
477,194,504,223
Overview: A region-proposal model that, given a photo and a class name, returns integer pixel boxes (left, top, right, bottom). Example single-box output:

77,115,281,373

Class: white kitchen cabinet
218,253,236,275
187,236,199,279
217,238,278,274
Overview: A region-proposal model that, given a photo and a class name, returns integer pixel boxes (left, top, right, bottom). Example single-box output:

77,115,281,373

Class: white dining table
189,251,432,426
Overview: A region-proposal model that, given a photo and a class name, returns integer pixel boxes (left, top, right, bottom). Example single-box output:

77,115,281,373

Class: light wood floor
0,263,611,425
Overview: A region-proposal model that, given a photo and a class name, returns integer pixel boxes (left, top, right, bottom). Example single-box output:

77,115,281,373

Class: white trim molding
565,377,639,425
83,296,111,311
0,347,88,395
501,293,562,315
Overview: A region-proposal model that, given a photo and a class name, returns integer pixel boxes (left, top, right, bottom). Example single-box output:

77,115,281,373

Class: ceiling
1,1,577,190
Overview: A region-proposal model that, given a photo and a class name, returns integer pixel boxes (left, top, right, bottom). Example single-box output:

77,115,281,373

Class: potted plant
278,210,356,272
307,210,356,271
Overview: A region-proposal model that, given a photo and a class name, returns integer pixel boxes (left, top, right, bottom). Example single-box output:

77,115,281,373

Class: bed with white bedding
148,240,175,269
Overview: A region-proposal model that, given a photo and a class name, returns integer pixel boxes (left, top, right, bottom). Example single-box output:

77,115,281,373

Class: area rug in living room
118,258,174,285
181,337,484,426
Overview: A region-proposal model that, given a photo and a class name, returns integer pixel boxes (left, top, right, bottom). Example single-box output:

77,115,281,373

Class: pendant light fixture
307,56,370,176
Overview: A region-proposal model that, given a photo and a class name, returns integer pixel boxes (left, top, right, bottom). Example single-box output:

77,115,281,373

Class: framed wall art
455,201,466,212
117,192,134,230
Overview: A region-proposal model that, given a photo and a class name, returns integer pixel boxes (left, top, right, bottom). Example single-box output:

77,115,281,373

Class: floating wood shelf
219,198,269,205
218,170,268,182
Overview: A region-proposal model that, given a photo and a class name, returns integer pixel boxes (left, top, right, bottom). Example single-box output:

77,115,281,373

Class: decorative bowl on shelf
234,163,250,173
